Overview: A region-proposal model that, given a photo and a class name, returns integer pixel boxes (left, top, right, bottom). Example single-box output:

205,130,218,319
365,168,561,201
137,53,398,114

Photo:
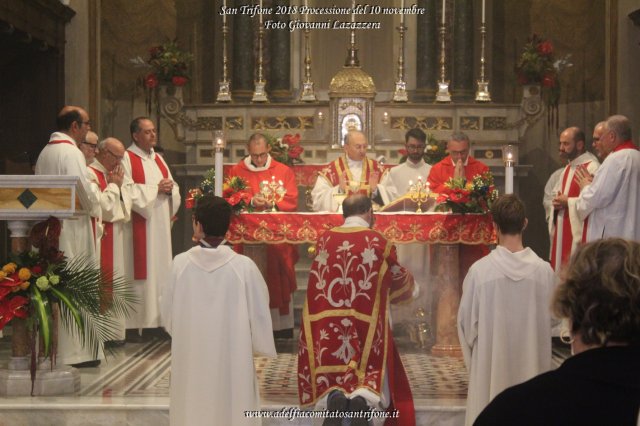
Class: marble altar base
0,363,80,397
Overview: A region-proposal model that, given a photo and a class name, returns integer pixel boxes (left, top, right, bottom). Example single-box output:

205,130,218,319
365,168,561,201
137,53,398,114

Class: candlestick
408,177,431,213
351,0,355,23
304,0,309,23
442,0,446,25
222,0,226,25
482,0,485,23
260,176,287,211
400,0,405,25
217,0,232,102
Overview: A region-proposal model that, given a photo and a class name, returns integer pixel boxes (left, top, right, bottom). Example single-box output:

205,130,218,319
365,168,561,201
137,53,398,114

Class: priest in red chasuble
298,195,416,426
227,133,299,337
428,132,490,274
311,130,387,212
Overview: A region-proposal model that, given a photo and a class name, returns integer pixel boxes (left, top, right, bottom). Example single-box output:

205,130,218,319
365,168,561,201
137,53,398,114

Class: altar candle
214,140,224,197
505,152,514,194
442,0,446,25
222,0,226,25
409,180,413,186
482,0,485,24
400,0,405,25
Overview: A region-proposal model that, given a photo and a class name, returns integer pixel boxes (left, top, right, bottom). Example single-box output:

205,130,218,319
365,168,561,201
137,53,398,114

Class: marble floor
0,331,570,426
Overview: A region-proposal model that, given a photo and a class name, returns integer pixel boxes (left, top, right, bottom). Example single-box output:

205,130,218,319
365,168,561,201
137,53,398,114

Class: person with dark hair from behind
457,194,556,426
162,194,276,426
475,237,640,426
298,194,417,426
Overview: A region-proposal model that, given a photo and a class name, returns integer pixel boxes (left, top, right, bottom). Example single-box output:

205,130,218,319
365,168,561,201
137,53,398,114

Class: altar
226,211,496,357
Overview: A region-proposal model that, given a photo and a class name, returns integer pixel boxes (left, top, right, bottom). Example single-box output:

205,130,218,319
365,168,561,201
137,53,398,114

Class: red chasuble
298,226,415,425
318,156,386,197
427,155,489,194
228,157,299,314
127,151,169,280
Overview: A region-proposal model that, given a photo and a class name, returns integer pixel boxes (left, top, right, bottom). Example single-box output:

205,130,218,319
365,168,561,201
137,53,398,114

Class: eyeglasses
250,152,269,160
82,141,98,151
406,144,426,151
105,148,124,161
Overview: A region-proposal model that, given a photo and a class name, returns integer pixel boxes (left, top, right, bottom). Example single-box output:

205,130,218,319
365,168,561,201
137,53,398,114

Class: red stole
613,140,638,152
48,140,75,146
550,162,593,270
127,150,169,280
320,157,381,196
89,167,114,278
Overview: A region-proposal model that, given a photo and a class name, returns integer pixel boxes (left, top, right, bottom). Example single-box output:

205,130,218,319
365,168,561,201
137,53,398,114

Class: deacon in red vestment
227,133,299,335
298,195,416,426
548,127,599,270
311,130,387,212
428,132,490,273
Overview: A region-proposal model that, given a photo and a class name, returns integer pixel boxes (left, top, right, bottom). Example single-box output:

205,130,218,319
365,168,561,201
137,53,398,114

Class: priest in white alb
122,117,180,335
162,195,276,426
88,137,132,343
547,126,599,270
377,128,432,325
458,195,556,426
35,105,104,367
311,130,386,212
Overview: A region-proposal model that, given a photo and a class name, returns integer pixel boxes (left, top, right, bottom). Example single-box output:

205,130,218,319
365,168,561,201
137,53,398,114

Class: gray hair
605,115,632,141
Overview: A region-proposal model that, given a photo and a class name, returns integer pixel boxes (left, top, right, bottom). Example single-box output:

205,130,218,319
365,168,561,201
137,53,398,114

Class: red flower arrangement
185,170,252,213
265,133,305,166
143,41,193,88
435,172,498,214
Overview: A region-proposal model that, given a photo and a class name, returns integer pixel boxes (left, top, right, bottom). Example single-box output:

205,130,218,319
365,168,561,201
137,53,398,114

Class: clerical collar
129,143,155,159
343,216,370,228
243,154,272,171
199,237,227,249
406,159,425,168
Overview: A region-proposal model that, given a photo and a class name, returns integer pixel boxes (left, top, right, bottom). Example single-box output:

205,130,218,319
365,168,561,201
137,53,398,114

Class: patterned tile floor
0,332,568,407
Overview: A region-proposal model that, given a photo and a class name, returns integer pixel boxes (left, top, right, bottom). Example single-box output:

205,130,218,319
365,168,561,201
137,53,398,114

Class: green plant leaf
31,286,51,357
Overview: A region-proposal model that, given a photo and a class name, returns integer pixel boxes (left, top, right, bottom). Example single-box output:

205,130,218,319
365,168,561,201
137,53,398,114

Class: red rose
144,73,158,89
283,133,301,146
31,265,43,275
399,149,408,157
537,40,553,56
289,145,304,159
542,75,556,88
172,76,188,87
226,193,242,206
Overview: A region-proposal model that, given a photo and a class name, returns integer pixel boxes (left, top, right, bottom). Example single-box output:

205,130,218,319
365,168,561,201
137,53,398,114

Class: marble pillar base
0,360,80,396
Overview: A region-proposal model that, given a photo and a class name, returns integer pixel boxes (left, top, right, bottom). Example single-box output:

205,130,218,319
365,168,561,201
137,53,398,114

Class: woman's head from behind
554,238,640,350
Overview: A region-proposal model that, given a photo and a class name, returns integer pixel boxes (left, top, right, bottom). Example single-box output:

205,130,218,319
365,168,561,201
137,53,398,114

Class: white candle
222,0,226,25
442,0,446,25
400,0,405,25
505,157,514,194
409,180,413,186
214,151,223,198
482,0,485,24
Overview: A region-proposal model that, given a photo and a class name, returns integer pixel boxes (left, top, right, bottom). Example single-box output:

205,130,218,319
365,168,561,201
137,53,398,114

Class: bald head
56,105,91,144
344,131,368,162
558,126,585,162
342,194,372,219
96,137,126,171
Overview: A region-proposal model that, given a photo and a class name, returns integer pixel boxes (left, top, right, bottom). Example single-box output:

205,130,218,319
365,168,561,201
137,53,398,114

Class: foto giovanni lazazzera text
243,407,400,421
219,3,427,32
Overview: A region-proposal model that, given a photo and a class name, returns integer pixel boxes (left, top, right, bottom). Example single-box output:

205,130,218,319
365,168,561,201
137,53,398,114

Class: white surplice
162,245,276,426
548,152,599,268
121,144,180,329
35,132,104,365
377,159,432,325
574,147,640,241
377,159,431,205
88,160,133,340
457,245,556,426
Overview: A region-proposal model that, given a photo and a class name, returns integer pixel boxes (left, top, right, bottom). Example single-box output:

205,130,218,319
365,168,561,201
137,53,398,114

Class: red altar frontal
226,212,496,357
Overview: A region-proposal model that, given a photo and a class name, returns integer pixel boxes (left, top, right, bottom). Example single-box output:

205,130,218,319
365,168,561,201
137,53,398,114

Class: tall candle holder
252,3,268,103
392,21,409,102
408,176,430,213
475,23,492,102
435,22,451,103
216,6,232,103
299,27,318,102
260,176,286,211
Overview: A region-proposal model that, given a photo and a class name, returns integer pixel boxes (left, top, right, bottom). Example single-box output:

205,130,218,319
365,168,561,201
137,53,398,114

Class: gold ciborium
260,176,286,212
408,176,430,213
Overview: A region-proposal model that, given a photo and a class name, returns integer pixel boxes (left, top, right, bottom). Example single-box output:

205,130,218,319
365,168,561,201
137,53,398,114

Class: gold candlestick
408,177,430,213
393,20,409,103
435,22,451,103
252,1,268,103
260,176,286,211
299,27,317,102
216,4,232,103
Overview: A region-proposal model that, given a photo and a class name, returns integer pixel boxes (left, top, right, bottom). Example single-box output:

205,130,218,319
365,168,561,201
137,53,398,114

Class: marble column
232,0,255,102
452,0,474,101
415,0,437,102
431,243,462,357
269,0,292,101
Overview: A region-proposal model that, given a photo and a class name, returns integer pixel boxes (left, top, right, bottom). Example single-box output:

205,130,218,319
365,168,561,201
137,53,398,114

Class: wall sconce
382,111,390,126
